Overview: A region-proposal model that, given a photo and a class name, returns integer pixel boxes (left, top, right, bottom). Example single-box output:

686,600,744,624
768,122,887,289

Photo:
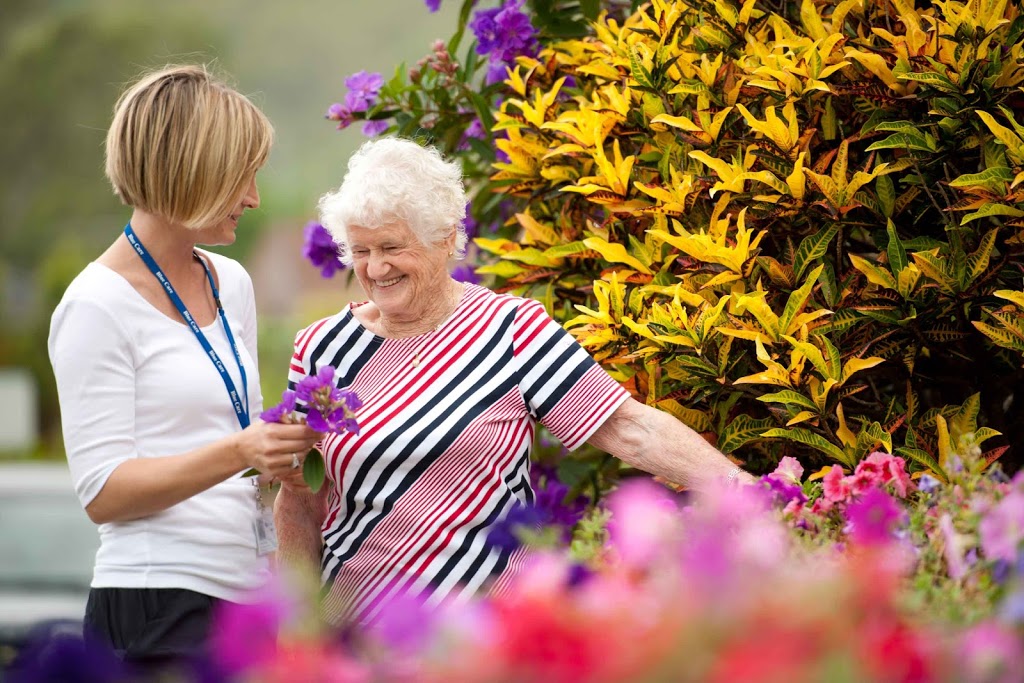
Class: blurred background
0,0,462,459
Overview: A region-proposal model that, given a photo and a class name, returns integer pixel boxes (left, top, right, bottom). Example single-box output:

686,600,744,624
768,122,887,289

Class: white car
0,461,97,666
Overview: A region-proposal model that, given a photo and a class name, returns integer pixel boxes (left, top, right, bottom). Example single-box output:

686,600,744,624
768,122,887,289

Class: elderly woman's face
347,221,452,321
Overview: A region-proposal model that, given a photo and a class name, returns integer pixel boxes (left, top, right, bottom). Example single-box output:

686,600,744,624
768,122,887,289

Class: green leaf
762,427,849,464
896,71,960,93
876,172,895,217
948,166,1014,192
895,447,947,483
757,390,819,412
779,264,825,335
793,224,839,282
886,219,908,275
719,415,776,454
865,132,936,153
961,203,1024,225
303,448,326,493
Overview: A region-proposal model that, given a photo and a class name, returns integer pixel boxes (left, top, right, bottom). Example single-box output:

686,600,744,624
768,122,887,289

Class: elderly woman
48,65,320,668
275,137,751,625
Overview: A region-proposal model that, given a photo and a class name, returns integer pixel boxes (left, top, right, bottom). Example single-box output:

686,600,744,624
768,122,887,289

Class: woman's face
348,221,453,323
197,174,261,246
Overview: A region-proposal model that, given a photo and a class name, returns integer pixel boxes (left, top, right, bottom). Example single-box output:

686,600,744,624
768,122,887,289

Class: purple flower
459,119,488,151
531,463,587,534
469,6,502,55
451,263,481,284
761,474,807,506
470,0,537,62
485,60,510,85
302,222,344,278
295,365,335,404
362,119,389,137
979,490,1024,563
844,487,905,546
294,366,362,435
325,102,354,130
6,627,126,683
487,503,541,551
339,389,363,412
260,389,297,423
343,70,384,113
917,474,941,495
424,0,442,10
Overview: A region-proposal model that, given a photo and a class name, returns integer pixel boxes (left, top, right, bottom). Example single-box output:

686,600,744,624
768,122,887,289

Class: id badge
253,507,279,555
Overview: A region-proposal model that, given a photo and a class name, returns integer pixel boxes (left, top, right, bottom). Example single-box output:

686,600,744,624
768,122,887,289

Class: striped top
288,282,628,624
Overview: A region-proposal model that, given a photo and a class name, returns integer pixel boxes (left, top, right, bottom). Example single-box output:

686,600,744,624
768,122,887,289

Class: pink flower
857,452,912,498
957,621,1024,683
607,479,681,568
772,456,804,484
979,490,1024,563
939,513,971,580
823,465,852,503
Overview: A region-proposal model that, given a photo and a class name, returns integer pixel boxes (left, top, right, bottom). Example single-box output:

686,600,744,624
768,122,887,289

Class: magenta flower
210,597,289,676
844,486,905,546
343,70,384,113
979,490,1024,563
260,389,296,423
424,0,442,10
303,221,344,278
362,119,389,137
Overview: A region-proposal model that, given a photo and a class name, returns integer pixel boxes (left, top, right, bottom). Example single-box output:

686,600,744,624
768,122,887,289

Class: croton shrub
334,0,1024,489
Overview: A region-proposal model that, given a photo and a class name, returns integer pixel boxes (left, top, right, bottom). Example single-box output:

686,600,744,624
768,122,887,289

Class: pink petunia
823,465,853,503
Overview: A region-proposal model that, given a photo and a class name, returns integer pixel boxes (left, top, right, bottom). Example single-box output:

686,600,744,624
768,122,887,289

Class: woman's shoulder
462,282,538,313
57,262,134,311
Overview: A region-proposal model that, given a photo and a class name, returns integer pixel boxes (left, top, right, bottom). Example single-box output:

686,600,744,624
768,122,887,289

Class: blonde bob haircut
105,64,273,230
318,137,468,265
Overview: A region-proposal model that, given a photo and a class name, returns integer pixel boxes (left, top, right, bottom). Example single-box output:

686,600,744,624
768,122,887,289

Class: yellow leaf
583,236,653,274
835,403,857,447
787,410,817,426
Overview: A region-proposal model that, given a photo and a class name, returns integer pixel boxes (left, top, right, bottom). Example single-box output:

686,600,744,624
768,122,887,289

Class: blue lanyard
124,223,250,429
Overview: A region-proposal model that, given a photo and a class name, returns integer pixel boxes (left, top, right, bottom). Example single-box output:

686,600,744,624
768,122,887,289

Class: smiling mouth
375,276,403,287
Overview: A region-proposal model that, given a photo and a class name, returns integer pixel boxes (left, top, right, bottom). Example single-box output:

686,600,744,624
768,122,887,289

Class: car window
0,494,97,590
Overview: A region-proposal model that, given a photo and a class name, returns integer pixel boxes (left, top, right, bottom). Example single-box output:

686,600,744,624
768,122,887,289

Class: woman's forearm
588,398,754,489
274,484,327,573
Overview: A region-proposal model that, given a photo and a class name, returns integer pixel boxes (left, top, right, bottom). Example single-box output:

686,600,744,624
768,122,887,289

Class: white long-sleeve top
47,250,270,601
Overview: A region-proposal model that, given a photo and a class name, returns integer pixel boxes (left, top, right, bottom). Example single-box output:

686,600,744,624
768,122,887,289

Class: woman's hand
232,420,321,479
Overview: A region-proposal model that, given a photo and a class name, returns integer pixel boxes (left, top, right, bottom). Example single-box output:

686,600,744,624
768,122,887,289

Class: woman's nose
243,177,260,209
366,251,389,277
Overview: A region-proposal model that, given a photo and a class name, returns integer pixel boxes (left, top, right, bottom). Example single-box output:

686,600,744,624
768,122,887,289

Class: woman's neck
377,280,463,338
125,210,198,277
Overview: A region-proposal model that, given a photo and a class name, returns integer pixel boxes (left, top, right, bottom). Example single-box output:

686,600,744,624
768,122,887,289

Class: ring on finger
291,453,301,469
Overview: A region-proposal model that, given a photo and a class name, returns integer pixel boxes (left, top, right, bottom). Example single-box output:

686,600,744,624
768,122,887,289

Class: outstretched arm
587,397,755,490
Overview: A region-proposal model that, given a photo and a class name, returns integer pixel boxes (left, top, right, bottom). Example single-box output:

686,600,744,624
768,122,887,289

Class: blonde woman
47,65,319,669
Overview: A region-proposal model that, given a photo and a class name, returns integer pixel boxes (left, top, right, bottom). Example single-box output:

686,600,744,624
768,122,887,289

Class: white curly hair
318,137,468,265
